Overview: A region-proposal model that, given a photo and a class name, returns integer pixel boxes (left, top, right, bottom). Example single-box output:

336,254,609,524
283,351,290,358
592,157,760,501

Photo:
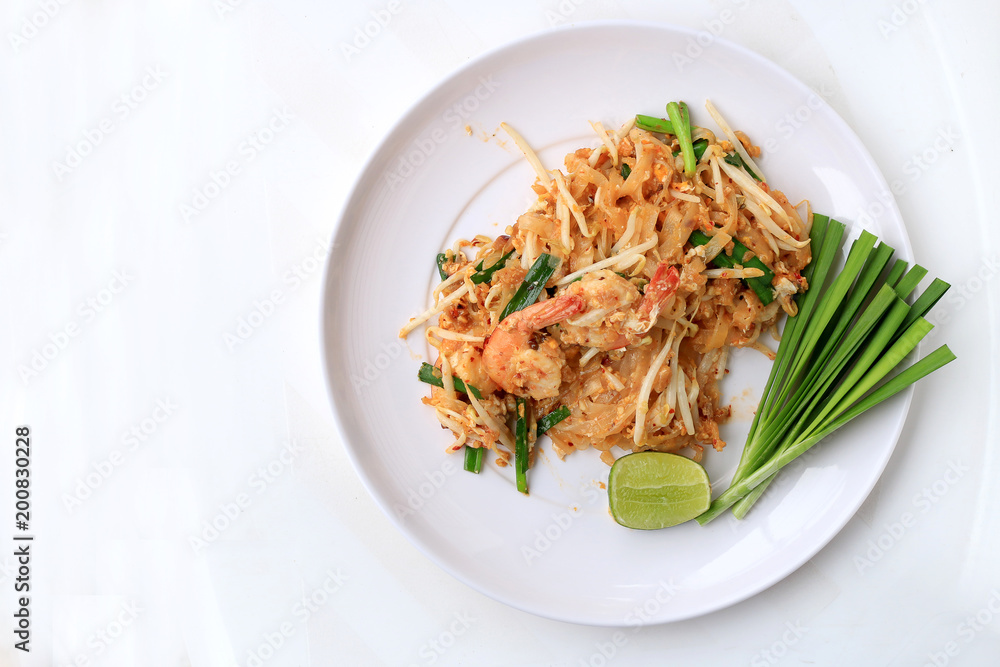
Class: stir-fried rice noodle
400,106,812,468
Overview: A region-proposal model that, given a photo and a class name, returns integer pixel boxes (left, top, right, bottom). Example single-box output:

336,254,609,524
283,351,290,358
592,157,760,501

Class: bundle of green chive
697,214,955,523
639,101,955,523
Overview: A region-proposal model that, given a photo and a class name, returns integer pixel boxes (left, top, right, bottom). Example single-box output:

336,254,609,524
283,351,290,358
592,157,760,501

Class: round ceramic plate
321,21,911,625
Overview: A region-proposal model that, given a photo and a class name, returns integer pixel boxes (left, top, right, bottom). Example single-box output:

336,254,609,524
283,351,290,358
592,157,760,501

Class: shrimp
482,294,585,399
436,340,499,396
560,263,680,350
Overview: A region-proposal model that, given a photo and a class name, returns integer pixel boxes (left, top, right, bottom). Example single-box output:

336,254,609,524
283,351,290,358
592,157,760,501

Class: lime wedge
608,452,711,529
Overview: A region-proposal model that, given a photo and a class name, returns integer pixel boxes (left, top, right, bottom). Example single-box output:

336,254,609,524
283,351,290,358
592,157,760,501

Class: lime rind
608,452,711,530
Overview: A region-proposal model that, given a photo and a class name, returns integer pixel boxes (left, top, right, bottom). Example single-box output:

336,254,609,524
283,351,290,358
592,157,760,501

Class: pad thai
399,100,812,489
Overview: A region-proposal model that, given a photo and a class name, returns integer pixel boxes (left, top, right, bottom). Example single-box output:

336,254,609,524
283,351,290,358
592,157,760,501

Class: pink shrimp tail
640,263,680,319
512,294,586,331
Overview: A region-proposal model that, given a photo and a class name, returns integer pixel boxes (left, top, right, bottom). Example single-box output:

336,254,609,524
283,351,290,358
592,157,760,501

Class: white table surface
2,1,998,665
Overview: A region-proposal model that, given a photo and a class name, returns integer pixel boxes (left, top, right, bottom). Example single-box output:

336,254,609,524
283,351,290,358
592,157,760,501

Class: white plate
321,21,912,625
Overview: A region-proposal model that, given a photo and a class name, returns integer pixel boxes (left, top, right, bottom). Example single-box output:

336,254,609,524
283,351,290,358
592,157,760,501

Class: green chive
536,405,571,436
436,253,449,281
666,101,696,178
417,362,482,400
688,230,775,305
499,254,561,321
635,114,675,134
515,397,529,494
464,446,484,474
723,152,762,181
698,218,956,525
471,250,514,285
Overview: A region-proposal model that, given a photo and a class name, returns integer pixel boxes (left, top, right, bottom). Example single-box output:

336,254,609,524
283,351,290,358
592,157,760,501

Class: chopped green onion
673,138,709,162
688,230,775,305
693,138,708,161
515,397,529,494
680,100,691,130
436,253,449,281
723,152,762,181
417,362,482,400
635,114,675,134
621,163,631,180
499,253,561,321
666,101,696,178
464,445,484,474
471,250,514,285
536,405,571,436
639,112,707,164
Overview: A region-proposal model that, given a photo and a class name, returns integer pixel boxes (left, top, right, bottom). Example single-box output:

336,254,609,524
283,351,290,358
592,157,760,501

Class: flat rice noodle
517,211,556,237
576,164,610,190
735,218,776,266
617,140,654,201
731,289,763,332
692,309,731,352
558,340,655,439
567,238,597,274
594,184,630,237
658,201,701,264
